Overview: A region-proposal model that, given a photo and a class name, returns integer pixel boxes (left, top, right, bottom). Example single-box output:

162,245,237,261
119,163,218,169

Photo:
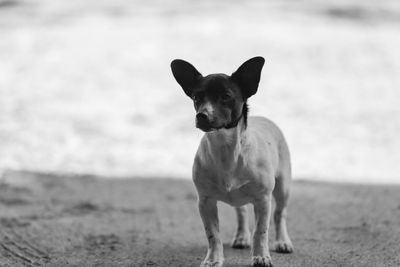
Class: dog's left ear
231,56,265,99
171,59,203,97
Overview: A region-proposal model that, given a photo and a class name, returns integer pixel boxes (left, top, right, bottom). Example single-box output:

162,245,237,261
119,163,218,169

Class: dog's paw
274,240,293,254
252,255,273,267
200,260,223,267
231,234,251,249
252,256,273,267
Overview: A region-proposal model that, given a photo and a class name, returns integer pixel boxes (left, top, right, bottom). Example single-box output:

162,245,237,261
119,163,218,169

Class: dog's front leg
252,195,273,267
198,196,224,267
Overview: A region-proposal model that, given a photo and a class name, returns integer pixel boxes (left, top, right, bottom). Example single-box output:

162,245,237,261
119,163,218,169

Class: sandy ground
0,170,399,267
0,0,400,183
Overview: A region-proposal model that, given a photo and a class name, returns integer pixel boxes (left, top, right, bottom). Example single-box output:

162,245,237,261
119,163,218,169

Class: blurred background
0,0,399,184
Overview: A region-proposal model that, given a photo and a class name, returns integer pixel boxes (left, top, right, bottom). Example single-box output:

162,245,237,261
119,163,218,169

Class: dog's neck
204,116,247,170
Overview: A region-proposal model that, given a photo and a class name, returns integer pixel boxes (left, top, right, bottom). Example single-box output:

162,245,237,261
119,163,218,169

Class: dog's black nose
196,112,213,131
196,112,209,123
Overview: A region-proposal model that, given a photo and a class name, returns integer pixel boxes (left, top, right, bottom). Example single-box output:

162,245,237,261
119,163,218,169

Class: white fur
193,116,293,267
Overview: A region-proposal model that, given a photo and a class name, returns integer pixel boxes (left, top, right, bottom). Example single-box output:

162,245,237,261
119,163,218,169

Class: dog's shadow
147,243,251,267
223,243,253,267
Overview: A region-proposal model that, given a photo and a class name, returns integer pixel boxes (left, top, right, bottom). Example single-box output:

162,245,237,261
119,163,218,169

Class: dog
170,57,293,267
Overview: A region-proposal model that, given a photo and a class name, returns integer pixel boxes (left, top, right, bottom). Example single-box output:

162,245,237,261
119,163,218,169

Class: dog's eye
221,93,232,101
192,92,204,102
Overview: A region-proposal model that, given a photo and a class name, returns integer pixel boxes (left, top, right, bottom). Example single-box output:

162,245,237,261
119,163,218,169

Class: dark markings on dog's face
171,57,265,132
191,74,245,131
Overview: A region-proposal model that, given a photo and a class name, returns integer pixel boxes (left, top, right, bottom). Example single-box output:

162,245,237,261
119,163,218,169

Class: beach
1,1,400,265
1,170,399,266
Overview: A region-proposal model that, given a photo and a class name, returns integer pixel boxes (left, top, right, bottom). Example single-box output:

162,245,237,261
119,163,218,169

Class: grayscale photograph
0,0,399,266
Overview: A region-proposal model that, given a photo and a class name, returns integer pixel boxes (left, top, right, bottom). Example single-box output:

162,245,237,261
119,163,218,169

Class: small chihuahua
171,57,293,267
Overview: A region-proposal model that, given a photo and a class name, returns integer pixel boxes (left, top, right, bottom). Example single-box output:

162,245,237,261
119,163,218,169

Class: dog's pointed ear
171,59,202,97
231,56,265,99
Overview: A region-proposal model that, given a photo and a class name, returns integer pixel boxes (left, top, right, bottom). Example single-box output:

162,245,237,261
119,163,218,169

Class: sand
0,170,399,267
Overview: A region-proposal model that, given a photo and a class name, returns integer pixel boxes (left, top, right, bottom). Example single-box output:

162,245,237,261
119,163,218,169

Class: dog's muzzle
196,112,213,132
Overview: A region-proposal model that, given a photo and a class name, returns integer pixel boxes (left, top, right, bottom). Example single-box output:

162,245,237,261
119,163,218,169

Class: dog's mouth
196,120,218,132
196,123,214,132
197,127,213,132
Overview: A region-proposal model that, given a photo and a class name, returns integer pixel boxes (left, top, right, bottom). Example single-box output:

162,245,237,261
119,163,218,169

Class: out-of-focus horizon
0,0,399,183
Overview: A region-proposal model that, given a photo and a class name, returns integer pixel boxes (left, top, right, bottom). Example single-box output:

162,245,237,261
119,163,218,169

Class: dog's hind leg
231,205,251,249
272,169,294,253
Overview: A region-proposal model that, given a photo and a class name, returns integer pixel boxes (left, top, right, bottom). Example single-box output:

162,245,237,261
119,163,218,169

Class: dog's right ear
171,59,202,97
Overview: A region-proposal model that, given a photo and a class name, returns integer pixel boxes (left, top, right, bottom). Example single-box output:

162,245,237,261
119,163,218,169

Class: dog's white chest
217,174,253,206
221,174,247,192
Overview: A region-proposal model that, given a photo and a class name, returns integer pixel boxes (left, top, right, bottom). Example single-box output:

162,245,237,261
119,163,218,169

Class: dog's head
171,57,265,132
